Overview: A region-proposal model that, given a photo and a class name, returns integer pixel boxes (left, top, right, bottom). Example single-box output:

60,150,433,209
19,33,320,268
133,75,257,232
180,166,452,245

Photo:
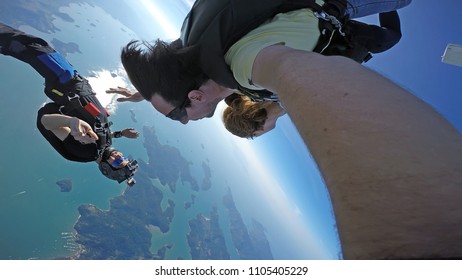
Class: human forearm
40,114,74,130
252,45,462,259
41,113,98,143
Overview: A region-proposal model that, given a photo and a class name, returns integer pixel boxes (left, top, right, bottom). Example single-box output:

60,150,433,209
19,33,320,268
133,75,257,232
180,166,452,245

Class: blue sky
361,0,462,133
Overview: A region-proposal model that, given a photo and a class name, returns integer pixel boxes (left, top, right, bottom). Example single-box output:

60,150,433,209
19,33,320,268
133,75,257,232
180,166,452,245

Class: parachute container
442,44,462,67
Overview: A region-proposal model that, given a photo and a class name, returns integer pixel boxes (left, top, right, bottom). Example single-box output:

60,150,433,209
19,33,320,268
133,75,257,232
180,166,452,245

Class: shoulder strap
46,75,113,154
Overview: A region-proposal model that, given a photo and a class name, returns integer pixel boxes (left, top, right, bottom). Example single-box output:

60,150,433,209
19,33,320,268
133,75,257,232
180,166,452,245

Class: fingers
116,97,129,102
74,130,98,144
74,133,96,144
86,129,99,141
106,86,126,92
122,128,140,138
105,87,119,93
70,119,86,139
105,87,131,97
69,117,99,144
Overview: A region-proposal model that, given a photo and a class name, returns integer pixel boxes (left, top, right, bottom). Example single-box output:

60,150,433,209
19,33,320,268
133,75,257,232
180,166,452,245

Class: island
0,0,162,43
223,189,273,259
60,125,273,260
201,161,212,191
142,126,199,193
187,207,230,260
50,38,82,57
56,179,72,192
70,174,175,259
129,109,137,123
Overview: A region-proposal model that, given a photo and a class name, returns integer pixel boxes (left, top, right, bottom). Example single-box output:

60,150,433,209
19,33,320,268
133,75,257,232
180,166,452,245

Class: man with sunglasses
0,22,140,185
106,78,230,124
110,1,408,125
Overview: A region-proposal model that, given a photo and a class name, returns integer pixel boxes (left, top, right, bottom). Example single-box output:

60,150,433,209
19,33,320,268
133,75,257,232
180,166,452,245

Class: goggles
111,156,126,168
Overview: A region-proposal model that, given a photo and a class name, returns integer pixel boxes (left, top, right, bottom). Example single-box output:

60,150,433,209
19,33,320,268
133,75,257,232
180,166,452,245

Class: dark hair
121,39,208,107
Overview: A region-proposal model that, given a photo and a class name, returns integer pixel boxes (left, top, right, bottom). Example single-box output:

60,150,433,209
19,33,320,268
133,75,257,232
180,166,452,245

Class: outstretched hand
106,86,144,102
121,128,140,139
69,117,99,144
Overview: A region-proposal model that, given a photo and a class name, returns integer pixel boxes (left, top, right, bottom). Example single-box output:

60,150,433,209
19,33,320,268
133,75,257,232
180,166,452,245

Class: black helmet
101,146,117,161
98,147,138,186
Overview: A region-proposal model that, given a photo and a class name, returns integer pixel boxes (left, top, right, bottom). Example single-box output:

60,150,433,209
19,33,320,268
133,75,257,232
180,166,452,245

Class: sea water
0,3,145,260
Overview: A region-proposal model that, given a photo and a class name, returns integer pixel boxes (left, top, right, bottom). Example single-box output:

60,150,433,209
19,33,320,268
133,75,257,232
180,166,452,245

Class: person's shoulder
37,102,60,115
37,103,60,129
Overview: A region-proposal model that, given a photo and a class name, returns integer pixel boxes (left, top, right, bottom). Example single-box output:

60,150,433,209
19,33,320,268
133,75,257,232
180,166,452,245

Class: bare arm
41,114,99,144
252,45,462,259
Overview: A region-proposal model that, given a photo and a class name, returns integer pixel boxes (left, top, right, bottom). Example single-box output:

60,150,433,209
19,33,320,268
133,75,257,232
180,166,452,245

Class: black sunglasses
166,96,190,121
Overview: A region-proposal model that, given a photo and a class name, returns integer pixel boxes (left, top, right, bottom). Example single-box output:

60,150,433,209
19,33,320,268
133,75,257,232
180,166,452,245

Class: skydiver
0,22,140,186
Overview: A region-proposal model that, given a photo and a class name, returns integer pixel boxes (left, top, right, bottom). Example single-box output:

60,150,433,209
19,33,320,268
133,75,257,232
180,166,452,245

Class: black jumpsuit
0,22,110,162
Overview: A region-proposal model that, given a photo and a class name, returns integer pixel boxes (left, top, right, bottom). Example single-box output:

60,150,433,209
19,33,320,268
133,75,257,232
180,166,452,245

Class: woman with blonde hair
222,94,286,139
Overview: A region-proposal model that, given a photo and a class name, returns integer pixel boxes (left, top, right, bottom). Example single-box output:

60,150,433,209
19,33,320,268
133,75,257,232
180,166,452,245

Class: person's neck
204,79,235,99
268,102,286,117
221,87,235,99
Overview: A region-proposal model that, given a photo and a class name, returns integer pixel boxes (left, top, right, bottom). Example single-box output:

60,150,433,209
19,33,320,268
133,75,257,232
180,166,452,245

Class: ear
188,90,205,103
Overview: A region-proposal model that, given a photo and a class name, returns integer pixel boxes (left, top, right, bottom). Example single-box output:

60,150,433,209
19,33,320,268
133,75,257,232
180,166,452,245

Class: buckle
94,123,105,133
67,93,80,102
314,11,345,36
58,105,66,115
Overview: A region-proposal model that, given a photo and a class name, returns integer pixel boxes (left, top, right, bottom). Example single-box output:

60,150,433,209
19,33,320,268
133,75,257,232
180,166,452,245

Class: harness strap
49,74,113,157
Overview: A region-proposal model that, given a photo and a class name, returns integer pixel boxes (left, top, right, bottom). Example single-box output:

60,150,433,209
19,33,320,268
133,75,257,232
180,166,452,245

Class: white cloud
86,67,130,114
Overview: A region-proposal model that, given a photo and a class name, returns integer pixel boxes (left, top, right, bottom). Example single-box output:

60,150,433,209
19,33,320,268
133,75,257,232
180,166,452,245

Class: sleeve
36,103,94,162
367,11,402,53
1,21,77,95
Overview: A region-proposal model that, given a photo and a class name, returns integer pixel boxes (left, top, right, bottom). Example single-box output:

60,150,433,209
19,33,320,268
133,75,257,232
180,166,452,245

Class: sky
360,0,462,133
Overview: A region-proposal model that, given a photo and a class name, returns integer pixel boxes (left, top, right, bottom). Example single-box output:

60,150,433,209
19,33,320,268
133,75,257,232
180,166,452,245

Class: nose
180,117,189,125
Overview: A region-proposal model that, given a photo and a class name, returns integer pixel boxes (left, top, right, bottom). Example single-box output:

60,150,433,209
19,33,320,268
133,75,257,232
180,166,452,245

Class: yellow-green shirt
225,7,321,90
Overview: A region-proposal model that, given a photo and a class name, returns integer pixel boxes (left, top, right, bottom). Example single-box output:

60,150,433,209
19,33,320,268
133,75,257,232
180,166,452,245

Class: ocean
0,3,157,259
